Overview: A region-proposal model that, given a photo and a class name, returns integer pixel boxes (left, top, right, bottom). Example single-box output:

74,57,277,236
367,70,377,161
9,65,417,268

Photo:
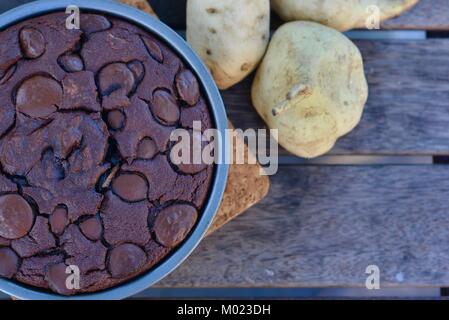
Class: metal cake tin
0,0,229,300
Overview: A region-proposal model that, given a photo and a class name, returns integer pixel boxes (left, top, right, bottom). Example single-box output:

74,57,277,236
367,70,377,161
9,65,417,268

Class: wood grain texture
382,0,449,30
225,39,449,156
158,164,449,288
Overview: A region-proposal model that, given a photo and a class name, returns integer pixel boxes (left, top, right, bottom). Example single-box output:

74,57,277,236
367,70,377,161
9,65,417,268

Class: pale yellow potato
187,0,270,90
272,0,419,31
252,21,368,158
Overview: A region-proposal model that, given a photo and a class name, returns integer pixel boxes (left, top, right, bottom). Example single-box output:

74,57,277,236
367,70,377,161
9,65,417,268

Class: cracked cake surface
0,12,213,295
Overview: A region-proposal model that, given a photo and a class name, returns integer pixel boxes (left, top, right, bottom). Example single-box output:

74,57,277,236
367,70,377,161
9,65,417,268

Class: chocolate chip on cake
0,247,19,278
108,243,147,278
153,204,198,248
58,53,84,72
176,70,200,106
0,65,16,85
107,109,126,130
127,60,145,83
141,36,163,63
79,217,103,241
112,172,148,202
137,137,158,159
151,90,180,125
98,63,135,96
80,14,111,34
0,194,34,240
172,130,209,174
19,27,46,59
16,75,61,118
49,206,68,235
46,263,73,296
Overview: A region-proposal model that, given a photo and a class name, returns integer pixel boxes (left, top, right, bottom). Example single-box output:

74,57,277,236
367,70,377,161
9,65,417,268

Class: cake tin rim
0,0,229,300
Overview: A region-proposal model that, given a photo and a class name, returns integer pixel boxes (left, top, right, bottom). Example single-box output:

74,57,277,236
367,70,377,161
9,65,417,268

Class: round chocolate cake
0,12,214,295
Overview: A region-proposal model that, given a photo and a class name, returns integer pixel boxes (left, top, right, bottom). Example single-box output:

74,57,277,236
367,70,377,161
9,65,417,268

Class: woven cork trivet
119,0,158,17
207,122,270,234
119,0,271,233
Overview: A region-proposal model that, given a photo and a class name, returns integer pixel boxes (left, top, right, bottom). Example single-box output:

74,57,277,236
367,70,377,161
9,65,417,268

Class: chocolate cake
0,12,214,295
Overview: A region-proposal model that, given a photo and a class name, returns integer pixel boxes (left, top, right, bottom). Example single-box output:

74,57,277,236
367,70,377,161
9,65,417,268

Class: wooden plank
157,164,449,288
225,39,449,156
382,0,449,31
149,0,449,31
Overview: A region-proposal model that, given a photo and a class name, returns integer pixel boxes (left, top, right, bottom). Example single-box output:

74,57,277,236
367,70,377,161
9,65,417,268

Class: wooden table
148,0,449,291
0,0,448,298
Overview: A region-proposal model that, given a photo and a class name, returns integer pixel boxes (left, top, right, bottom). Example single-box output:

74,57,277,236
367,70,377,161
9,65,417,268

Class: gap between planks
177,30,427,41
276,155,433,166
